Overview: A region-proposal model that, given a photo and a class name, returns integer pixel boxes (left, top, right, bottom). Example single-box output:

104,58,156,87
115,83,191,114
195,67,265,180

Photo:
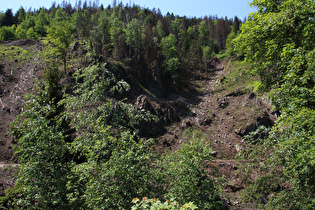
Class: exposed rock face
134,94,180,137
235,110,276,136
197,115,213,126
205,56,221,70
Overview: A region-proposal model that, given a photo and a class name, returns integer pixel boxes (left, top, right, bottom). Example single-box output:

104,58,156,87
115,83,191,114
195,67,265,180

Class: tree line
0,1,241,92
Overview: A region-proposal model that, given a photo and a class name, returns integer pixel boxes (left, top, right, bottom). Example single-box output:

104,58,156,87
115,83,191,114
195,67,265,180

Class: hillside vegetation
0,0,314,209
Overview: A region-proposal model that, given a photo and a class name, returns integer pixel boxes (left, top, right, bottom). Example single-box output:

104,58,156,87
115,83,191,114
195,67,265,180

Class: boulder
134,95,180,137
217,97,229,109
235,111,275,136
197,115,213,126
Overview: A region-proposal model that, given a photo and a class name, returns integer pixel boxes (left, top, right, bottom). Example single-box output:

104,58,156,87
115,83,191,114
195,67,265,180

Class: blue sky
1,0,255,19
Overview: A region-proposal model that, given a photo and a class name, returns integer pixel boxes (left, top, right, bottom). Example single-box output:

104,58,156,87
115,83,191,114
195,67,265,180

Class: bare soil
0,39,45,195
158,58,275,209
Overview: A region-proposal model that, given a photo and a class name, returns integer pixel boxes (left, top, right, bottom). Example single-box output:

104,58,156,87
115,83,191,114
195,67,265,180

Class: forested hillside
0,0,314,209
0,1,240,93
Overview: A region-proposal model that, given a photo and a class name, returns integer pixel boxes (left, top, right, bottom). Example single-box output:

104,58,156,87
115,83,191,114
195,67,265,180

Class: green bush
64,64,157,209
131,197,198,210
156,129,225,209
0,183,24,209
235,0,315,207
0,25,16,41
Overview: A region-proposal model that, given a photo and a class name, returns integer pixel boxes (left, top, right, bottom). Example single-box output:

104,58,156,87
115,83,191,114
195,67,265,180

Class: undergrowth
221,58,256,94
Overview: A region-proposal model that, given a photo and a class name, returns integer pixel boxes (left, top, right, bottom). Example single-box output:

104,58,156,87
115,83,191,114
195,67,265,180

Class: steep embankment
158,57,277,209
0,39,45,196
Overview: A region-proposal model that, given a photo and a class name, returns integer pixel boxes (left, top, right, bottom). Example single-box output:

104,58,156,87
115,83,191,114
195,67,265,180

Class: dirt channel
159,58,275,209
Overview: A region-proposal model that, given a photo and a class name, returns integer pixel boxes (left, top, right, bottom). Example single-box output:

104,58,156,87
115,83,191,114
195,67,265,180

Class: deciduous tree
11,65,71,208
235,0,315,207
46,21,73,74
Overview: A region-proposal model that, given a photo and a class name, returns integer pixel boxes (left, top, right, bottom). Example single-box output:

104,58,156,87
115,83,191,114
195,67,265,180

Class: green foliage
132,197,198,210
235,0,315,91
156,20,165,40
0,4,236,90
202,46,213,60
242,109,315,208
215,53,228,60
42,63,64,106
165,57,181,85
225,31,237,56
157,129,224,209
2,9,14,27
126,18,145,57
46,20,72,72
270,109,315,193
34,9,50,37
10,65,72,208
23,12,36,31
15,24,27,39
4,4,242,208
198,20,210,46
69,131,154,209
63,64,156,209
110,18,126,60
160,34,182,87
53,7,70,23
88,10,111,60
170,18,181,35
269,48,315,111
235,0,315,207
15,7,26,24
221,59,254,93
243,125,270,145
161,33,178,60
0,182,24,208
70,64,130,103
0,45,30,63
0,25,16,41
26,27,38,39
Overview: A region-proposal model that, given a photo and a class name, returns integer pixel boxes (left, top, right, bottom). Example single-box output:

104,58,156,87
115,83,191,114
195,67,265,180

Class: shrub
156,129,225,209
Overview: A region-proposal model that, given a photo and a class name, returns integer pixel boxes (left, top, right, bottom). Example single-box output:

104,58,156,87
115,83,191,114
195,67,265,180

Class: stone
249,92,256,99
211,151,218,156
217,97,229,109
134,94,180,137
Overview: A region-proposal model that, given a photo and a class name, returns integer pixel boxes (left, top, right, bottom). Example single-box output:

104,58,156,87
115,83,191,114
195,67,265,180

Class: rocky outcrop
235,110,276,136
134,94,180,137
205,56,221,70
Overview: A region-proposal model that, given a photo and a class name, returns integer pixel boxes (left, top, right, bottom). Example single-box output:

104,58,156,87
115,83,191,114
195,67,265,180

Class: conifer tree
2,9,15,27
14,7,26,25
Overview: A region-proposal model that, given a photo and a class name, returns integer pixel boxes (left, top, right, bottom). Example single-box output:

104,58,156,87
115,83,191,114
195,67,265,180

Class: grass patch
0,45,30,62
222,59,256,94
0,44,42,68
216,52,228,60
